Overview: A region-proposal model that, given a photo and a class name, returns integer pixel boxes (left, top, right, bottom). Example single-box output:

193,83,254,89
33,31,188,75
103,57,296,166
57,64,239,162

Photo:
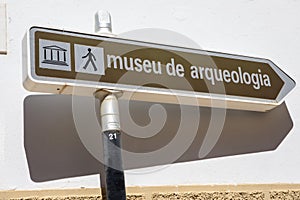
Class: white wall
0,0,300,190
0,3,7,54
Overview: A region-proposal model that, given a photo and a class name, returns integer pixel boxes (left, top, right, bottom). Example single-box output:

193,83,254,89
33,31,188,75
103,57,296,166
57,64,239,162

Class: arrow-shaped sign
23,27,295,112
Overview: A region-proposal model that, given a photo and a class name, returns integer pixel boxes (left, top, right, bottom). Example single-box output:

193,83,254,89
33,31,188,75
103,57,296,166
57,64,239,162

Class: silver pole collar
100,94,121,131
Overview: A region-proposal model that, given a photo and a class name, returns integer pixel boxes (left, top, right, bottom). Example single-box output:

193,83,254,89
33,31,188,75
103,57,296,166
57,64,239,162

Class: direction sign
23,26,295,111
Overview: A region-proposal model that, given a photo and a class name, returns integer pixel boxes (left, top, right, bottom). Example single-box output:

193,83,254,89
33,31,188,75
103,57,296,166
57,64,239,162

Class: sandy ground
1,184,300,200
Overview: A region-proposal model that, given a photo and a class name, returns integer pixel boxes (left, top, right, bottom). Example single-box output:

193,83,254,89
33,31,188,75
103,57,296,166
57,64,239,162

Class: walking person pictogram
74,44,105,75
82,48,97,71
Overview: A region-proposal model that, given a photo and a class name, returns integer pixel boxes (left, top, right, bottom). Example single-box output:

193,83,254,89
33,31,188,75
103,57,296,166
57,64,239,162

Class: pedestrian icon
39,39,71,71
82,48,97,71
74,44,105,75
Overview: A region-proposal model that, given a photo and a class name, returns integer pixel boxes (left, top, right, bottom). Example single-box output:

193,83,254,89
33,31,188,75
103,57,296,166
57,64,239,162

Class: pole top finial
95,10,113,35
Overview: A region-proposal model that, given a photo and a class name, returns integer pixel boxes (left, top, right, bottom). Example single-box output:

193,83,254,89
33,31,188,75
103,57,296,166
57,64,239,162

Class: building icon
42,45,68,66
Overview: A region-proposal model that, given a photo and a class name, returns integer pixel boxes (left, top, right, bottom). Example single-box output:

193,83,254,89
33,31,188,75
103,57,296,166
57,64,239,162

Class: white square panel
74,44,105,75
39,39,71,71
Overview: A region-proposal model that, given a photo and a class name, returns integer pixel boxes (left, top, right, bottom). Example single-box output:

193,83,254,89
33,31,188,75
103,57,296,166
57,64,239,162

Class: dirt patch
270,190,300,200
152,192,265,200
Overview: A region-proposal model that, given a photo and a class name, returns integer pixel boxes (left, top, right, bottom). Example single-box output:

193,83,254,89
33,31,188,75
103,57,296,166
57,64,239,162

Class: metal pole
94,11,126,200
95,92,126,200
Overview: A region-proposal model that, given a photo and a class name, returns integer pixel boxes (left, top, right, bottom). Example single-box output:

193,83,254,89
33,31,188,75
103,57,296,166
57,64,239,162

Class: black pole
95,92,126,200
100,130,126,200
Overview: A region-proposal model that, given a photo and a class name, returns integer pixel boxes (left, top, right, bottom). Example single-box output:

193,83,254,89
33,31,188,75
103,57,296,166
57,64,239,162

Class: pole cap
95,10,113,35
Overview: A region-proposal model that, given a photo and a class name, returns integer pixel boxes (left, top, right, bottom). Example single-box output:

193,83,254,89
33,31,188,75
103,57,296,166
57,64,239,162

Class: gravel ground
3,185,300,200
152,192,265,200
9,195,144,200
7,190,300,200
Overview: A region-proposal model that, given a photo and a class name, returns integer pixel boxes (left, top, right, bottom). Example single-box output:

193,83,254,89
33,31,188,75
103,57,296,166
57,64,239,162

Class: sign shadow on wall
24,95,293,182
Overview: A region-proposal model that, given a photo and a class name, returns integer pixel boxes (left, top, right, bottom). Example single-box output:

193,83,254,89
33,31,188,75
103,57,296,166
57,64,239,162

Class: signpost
23,11,295,200
23,26,295,112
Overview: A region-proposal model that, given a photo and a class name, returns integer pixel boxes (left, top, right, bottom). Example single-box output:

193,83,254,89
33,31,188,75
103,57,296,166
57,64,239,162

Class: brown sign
23,27,295,111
